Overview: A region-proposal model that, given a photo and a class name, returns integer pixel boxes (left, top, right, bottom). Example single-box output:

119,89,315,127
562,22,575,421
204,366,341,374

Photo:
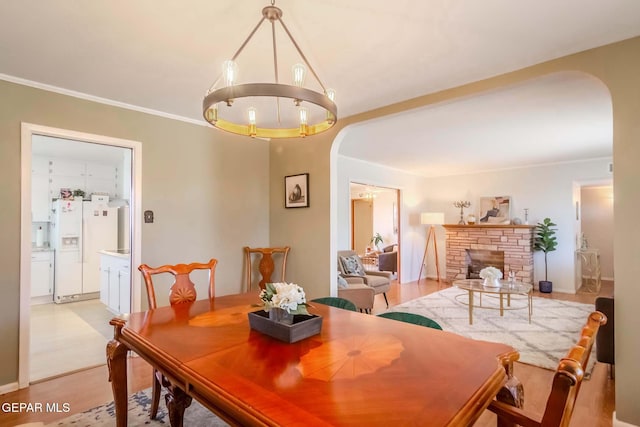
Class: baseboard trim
613,411,639,427
0,381,20,394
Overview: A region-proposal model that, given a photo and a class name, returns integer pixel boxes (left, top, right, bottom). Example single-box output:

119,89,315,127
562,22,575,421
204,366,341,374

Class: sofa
338,250,391,307
595,296,614,378
378,244,398,274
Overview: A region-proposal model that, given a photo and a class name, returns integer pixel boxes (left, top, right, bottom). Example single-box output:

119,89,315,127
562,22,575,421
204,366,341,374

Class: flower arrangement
479,266,503,282
259,282,309,315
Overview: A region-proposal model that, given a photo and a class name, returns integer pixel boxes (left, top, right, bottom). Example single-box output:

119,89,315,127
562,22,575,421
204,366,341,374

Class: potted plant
534,217,558,293
370,233,384,252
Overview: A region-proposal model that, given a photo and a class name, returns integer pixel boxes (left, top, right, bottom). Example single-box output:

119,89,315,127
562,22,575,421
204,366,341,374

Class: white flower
479,266,503,281
259,282,309,315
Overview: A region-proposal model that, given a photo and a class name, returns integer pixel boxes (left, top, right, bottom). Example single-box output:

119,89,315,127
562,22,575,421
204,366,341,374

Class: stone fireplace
466,249,505,279
443,224,535,284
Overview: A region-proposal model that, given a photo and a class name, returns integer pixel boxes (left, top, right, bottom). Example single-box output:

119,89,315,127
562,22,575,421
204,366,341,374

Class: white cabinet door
31,156,50,175
31,172,51,222
100,258,110,306
118,266,131,314
108,262,120,312
50,158,86,177
31,252,52,298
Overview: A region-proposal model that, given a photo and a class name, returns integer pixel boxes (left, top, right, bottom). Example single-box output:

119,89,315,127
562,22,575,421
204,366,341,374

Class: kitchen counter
98,249,130,260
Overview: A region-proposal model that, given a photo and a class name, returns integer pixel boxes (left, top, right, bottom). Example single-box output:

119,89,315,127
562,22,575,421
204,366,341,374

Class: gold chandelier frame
202,3,338,139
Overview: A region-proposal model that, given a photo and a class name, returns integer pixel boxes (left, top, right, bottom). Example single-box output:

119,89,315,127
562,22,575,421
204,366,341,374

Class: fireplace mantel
444,223,535,284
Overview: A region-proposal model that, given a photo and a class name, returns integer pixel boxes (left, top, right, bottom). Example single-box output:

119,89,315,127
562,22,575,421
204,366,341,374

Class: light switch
144,210,154,223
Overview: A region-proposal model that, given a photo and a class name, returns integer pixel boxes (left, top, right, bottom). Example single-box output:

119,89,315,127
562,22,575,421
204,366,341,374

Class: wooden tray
248,310,322,343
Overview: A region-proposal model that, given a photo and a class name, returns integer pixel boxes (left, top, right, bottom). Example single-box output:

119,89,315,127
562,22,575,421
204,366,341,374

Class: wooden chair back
244,246,290,291
138,258,218,309
488,311,607,427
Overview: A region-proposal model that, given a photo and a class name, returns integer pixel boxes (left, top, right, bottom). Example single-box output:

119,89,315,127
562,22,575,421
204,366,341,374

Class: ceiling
2,0,639,175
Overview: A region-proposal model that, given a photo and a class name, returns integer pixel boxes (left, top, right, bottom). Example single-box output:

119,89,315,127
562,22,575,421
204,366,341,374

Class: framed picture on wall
285,173,309,208
479,196,511,223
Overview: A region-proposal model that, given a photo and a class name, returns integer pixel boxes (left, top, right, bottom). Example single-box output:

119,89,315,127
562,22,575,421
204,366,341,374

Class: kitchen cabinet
49,158,118,199
31,156,51,222
31,250,54,300
99,252,131,314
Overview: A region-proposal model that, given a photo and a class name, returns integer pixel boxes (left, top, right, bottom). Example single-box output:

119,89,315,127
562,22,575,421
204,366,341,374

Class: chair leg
383,293,389,307
150,369,161,419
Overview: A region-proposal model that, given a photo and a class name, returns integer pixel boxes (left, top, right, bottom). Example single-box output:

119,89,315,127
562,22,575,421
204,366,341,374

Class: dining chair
244,246,290,291
311,296,358,312
487,310,606,427
138,258,218,419
377,311,443,330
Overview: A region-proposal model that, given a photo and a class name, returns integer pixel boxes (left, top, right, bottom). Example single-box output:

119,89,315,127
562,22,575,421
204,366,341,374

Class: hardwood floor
1,279,614,426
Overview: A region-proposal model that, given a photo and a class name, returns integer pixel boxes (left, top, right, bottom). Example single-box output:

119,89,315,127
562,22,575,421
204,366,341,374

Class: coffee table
453,279,533,325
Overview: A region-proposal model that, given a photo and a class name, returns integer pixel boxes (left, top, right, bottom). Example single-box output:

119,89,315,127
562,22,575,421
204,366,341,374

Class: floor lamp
418,212,444,282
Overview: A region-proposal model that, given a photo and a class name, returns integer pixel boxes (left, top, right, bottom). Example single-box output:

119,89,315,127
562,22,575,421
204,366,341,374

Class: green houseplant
370,233,384,251
534,217,558,293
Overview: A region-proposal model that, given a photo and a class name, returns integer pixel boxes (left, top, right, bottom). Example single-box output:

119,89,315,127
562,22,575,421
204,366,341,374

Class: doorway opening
576,181,614,294
349,183,400,280
19,123,142,388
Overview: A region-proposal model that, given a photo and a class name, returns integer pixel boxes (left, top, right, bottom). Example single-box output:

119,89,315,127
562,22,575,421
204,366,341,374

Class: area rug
45,388,228,426
389,287,597,372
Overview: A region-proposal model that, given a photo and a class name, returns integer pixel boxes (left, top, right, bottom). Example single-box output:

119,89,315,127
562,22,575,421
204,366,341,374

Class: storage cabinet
31,156,51,222
31,250,54,299
100,253,131,314
49,158,119,199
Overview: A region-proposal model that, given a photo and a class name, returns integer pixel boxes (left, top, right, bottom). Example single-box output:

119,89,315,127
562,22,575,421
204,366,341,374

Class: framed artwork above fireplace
479,196,511,223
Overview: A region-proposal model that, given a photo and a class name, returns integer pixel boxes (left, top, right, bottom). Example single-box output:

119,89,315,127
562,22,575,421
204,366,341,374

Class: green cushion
377,312,443,330
311,297,357,312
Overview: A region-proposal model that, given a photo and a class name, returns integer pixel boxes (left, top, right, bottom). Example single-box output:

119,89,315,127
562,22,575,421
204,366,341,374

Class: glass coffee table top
453,279,533,325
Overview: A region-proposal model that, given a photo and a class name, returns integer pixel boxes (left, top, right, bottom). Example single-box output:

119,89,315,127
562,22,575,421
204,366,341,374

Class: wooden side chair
244,246,290,291
487,311,607,427
138,258,218,420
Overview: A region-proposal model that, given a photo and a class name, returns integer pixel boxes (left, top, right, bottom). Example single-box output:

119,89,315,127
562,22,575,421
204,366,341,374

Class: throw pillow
337,274,349,289
340,255,365,276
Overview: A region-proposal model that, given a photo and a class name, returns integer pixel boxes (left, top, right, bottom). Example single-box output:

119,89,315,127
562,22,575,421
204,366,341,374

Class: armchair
338,250,390,307
378,244,398,274
337,275,375,313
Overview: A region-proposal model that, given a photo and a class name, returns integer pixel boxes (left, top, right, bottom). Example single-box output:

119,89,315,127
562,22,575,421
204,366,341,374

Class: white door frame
19,122,143,388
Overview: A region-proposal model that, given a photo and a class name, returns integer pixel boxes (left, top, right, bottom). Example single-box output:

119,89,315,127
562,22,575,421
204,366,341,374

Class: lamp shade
421,212,445,225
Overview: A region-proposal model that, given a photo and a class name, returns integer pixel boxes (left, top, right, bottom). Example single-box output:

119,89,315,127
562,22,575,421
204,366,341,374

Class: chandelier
202,1,337,139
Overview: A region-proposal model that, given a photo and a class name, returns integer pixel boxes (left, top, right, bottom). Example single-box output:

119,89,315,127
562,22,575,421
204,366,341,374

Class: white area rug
389,287,596,372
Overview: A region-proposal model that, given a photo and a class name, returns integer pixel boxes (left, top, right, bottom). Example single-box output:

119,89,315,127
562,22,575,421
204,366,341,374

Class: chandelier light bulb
248,107,257,137
248,107,257,125
326,88,336,102
222,60,238,87
299,107,309,137
299,107,308,125
292,63,306,87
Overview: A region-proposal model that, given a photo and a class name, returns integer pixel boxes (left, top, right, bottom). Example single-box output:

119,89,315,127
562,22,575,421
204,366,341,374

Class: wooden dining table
106,292,519,427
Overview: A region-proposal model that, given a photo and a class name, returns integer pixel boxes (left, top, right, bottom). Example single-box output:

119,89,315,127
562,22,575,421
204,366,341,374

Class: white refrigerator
52,199,117,303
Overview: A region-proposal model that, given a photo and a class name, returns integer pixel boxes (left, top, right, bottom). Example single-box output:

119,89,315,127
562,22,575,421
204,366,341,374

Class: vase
483,278,501,288
268,307,293,325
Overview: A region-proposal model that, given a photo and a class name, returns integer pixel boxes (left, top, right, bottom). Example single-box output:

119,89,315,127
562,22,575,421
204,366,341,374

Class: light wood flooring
2,279,614,426
30,299,114,381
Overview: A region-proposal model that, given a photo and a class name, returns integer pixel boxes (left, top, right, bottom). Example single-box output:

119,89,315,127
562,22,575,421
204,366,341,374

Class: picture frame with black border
285,173,309,208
